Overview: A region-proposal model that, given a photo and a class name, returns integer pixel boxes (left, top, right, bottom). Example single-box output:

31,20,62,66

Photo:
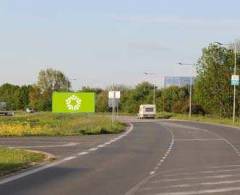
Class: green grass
0,113,126,136
157,112,240,127
0,147,45,176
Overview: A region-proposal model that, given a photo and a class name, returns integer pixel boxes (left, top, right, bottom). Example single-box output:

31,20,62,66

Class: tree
37,68,71,92
0,83,21,110
133,82,154,103
118,82,155,113
95,91,108,112
194,43,237,117
81,86,103,94
36,69,71,110
29,86,43,110
161,86,189,113
18,85,32,109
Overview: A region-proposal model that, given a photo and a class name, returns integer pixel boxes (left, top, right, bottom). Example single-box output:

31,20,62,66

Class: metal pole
111,99,114,125
162,77,165,112
189,77,192,118
153,82,156,105
111,84,114,126
162,96,165,112
67,81,69,92
233,42,237,124
178,62,194,118
117,103,119,119
113,84,116,122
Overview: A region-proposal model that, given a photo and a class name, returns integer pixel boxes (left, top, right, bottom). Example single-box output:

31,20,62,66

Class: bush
182,104,206,115
157,112,175,119
172,101,187,113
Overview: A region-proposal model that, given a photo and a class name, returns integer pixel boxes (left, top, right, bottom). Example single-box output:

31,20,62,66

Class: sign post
231,75,239,124
108,91,121,124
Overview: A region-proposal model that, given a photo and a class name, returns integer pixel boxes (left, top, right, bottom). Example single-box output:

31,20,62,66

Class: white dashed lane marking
78,151,89,156
138,122,240,195
0,123,134,185
88,148,98,152
154,187,240,195
125,123,175,195
63,156,77,161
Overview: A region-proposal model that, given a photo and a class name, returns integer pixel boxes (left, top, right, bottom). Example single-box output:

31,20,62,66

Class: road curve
0,120,240,195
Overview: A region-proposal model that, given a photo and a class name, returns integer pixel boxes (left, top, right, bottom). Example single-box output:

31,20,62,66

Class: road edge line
0,123,134,185
125,123,174,195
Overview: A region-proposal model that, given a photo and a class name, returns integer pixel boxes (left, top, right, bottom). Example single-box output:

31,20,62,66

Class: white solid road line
153,174,237,183
0,123,134,185
209,164,240,169
0,158,73,185
142,179,240,191
155,186,240,195
162,122,240,157
156,165,240,175
125,123,175,195
163,168,240,177
174,138,224,141
128,121,240,195
8,142,79,149
167,179,240,188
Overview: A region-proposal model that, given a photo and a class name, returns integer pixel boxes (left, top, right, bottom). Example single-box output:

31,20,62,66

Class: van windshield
145,108,154,112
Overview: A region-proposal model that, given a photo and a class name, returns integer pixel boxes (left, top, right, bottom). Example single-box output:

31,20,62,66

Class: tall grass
0,113,126,136
157,112,240,127
0,147,45,176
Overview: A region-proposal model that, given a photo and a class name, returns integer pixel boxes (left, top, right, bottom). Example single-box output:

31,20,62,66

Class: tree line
1,42,240,117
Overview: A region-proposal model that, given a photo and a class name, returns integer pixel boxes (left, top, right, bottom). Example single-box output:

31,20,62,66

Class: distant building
164,76,195,88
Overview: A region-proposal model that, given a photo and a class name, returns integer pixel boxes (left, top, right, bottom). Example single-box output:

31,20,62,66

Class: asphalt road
1,119,240,195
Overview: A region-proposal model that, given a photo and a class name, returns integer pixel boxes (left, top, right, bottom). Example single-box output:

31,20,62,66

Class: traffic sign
108,91,120,99
231,75,239,86
108,98,120,108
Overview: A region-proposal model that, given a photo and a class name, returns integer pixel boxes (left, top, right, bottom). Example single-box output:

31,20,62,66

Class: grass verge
0,147,45,177
0,113,126,136
157,112,240,127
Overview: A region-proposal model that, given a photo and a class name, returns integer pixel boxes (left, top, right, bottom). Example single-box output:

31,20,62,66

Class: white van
138,104,156,119
0,102,14,116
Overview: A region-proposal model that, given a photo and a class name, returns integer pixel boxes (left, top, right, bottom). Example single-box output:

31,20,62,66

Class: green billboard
52,92,95,113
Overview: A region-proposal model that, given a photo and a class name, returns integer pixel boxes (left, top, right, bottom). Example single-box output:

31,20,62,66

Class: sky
0,0,240,89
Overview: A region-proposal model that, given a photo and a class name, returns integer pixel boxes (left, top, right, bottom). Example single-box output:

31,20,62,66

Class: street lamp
144,72,156,105
178,62,195,118
214,41,237,124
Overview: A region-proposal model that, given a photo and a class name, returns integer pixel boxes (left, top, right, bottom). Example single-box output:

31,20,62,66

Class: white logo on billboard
65,95,82,111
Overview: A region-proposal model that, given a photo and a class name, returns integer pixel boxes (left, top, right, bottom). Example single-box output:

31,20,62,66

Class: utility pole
233,42,237,124
189,76,192,118
215,41,238,124
144,72,157,105
178,63,195,118
153,81,156,105
112,84,115,125
67,78,77,91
